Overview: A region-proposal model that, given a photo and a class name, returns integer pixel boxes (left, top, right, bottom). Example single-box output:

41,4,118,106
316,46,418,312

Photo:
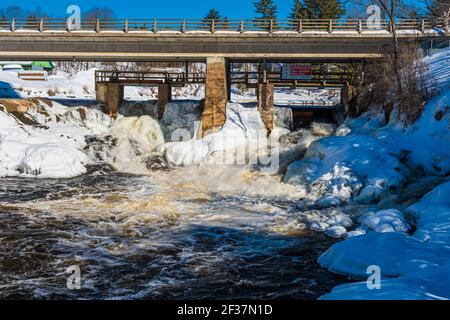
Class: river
0,165,347,299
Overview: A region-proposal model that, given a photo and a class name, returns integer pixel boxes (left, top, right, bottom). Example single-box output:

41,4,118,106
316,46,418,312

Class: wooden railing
230,70,355,85
0,18,448,34
95,69,355,86
95,70,206,84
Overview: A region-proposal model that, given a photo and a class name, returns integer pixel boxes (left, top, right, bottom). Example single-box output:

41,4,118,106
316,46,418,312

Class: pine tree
204,9,221,21
289,0,309,20
222,16,230,30
203,8,221,29
26,15,38,28
254,0,277,20
301,0,344,19
316,0,344,19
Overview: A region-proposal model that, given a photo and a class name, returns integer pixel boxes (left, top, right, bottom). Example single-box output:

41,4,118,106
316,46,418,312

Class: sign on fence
282,64,312,80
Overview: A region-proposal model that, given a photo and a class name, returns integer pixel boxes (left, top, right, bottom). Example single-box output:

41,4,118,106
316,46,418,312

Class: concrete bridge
0,18,448,61
1,18,448,135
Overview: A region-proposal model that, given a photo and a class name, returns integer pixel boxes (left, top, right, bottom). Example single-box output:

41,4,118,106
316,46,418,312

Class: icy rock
343,227,367,239
273,107,293,130
316,195,344,208
285,134,407,204
19,144,87,178
336,125,351,136
325,225,347,238
119,101,158,118
309,221,329,232
311,122,336,136
162,101,201,139
326,212,353,228
358,209,410,233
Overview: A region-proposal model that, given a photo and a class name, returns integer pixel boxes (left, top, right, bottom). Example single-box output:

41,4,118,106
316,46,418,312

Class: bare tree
424,0,450,18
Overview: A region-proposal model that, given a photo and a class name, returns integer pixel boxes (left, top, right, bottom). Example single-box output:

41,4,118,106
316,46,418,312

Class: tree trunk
390,0,403,95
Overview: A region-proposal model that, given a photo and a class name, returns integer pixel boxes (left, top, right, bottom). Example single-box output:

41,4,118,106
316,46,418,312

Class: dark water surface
0,166,346,299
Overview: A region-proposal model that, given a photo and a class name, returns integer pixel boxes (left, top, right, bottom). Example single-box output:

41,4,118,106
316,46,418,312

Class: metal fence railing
0,18,448,34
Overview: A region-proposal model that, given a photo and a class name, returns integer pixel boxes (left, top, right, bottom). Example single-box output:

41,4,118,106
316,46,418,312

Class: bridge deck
0,18,448,34
0,18,448,61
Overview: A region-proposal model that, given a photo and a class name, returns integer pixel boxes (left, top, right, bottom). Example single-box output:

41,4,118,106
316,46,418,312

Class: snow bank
284,134,407,204
157,102,270,166
318,179,450,300
314,48,450,299
375,88,450,175
406,180,450,246
358,208,410,233
0,100,111,178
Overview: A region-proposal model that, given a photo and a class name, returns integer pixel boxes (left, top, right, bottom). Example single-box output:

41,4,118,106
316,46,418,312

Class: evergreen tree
254,0,277,20
204,9,221,22
300,0,344,19
203,8,221,29
26,15,38,28
289,0,309,20
222,16,230,30
316,0,344,19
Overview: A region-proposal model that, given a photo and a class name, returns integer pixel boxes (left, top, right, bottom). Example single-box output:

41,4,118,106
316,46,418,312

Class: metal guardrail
0,18,448,34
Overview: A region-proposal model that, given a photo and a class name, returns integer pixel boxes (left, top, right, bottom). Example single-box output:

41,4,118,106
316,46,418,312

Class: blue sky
0,0,294,19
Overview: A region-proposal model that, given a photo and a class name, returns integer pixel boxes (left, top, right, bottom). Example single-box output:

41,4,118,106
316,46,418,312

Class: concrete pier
257,83,274,134
96,83,123,116
157,83,172,119
201,57,228,136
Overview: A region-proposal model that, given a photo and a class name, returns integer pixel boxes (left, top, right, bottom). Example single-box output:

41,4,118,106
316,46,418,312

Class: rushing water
0,165,346,299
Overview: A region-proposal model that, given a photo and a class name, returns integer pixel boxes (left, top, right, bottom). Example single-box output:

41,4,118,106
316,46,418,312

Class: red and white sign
282,64,312,80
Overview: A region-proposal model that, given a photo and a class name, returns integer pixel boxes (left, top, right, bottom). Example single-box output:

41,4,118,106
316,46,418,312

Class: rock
145,155,170,171
309,221,329,232
325,225,347,238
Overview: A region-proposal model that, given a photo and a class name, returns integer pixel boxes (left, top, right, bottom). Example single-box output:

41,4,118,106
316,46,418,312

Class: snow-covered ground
305,48,450,299
0,68,204,101
0,100,111,178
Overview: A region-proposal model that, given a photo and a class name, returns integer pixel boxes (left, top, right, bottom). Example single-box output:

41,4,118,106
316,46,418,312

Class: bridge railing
3,18,446,34
95,70,206,84
230,70,355,85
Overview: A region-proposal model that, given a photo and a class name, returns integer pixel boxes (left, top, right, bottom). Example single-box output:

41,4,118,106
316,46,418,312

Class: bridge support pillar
158,83,172,119
201,57,228,137
96,83,123,116
96,83,108,105
106,83,123,116
257,83,274,134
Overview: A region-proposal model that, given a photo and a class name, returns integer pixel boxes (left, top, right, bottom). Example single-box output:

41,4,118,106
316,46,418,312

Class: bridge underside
95,58,357,135
0,33,440,61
